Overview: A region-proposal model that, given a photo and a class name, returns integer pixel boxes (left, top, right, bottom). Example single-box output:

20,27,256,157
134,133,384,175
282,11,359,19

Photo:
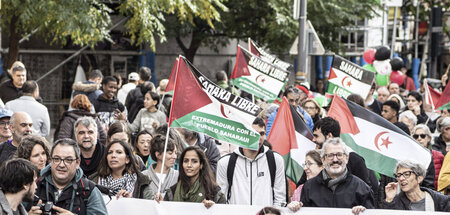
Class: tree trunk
176,29,203,63
7,15,20,70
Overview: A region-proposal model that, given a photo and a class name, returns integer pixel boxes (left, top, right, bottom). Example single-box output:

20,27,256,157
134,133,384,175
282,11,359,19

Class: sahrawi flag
165,58,179,95
230,45,289,103
436,82,450,110
248,38,292,71
326,55,375,99
424,79,441,111
267,97,316,183
327,95,431,176
169,56,262,150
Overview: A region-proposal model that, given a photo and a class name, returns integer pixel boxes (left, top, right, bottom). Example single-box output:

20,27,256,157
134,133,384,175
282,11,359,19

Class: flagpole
158,93,166,111
156,127,171,195
252,94,255,103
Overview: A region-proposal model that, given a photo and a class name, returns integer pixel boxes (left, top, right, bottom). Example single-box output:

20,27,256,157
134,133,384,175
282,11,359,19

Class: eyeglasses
0,121,10,128
302,162,317,168
259,131,266,136
413,134,427,139
51,157,77,165
394,170,414,179
324,152,345,160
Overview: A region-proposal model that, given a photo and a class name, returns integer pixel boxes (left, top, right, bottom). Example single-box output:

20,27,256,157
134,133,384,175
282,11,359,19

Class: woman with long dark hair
90,140,153,199
160,146,225,208
406,91,429,124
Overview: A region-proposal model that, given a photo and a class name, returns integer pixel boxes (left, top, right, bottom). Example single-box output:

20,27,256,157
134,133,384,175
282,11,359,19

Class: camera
39,202,54,215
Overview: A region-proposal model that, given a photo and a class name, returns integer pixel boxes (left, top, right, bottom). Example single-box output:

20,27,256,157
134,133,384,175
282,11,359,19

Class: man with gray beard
300,138,375,215
0,112,33,165
74,116,105,178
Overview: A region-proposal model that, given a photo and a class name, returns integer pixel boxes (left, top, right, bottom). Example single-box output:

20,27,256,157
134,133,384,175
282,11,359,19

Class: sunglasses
413,134,427,139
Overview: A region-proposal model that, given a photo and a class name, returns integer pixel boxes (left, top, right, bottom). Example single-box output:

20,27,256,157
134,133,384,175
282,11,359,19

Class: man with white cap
117,72,139,104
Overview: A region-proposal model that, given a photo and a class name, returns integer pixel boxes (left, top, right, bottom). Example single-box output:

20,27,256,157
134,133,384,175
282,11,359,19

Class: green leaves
1,0,226,51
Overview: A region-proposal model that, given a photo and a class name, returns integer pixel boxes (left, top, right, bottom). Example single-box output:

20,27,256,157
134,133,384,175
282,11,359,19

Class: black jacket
433,135,447,156
80,143,105,178
300,170,375,209
92,94,125,129
379,187,450,212
0,79,22,104
125,85,144,123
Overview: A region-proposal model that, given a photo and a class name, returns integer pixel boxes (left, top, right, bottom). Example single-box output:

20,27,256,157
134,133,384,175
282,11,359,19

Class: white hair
399,110,418,125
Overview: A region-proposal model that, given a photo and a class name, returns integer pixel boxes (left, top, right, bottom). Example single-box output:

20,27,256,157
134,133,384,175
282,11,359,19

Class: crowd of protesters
0,61,449,215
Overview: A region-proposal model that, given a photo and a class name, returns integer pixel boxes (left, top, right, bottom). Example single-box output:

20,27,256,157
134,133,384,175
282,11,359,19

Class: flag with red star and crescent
248,38,292,71
230,45,290,103
326,55,375,99
169,56,262,150
327,95,431,177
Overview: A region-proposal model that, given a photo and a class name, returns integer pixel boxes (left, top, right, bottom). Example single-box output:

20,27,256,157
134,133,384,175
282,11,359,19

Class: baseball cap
128,72,139,81
0,109,13,119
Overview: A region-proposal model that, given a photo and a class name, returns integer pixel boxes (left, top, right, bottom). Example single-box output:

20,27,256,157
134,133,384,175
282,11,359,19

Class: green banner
171,111,260,150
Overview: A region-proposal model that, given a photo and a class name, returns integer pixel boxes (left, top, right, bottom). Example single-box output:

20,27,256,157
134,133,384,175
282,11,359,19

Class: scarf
99,173,137,195
322,168,348,192
173,178,205,203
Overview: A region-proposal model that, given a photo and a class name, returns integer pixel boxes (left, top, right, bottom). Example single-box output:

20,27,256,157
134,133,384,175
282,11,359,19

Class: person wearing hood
92,76,126,132
54,94,106,145
34,138,107,215
216,117,286,207
72,69,103,105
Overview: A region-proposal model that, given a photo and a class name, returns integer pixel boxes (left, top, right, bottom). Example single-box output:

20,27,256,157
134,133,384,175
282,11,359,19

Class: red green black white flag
248,38,292,71
326,55,375,99
169,56,262,150
327,95,432,176
436,82,450,110
230,45,290,103
268,97,316,183
165,58,179,95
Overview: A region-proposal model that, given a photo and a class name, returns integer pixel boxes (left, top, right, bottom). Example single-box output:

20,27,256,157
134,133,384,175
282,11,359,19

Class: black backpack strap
226,152,238,203
266,150,276,188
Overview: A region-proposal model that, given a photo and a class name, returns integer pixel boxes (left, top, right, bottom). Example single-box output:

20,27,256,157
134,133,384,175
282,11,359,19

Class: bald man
0,112,33,165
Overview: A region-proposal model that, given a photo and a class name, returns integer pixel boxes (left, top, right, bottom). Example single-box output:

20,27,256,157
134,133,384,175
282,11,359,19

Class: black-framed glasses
51,157,77,165
325,152,345,160
412,134,427,139
0,121,10,128
259,131,266,136
394,171,414,179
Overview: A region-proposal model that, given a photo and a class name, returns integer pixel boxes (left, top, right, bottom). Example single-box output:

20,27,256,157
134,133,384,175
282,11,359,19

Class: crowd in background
0,61,449,215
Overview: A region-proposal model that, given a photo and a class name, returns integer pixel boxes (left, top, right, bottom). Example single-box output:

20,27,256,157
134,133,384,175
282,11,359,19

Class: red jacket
432,149,445,189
